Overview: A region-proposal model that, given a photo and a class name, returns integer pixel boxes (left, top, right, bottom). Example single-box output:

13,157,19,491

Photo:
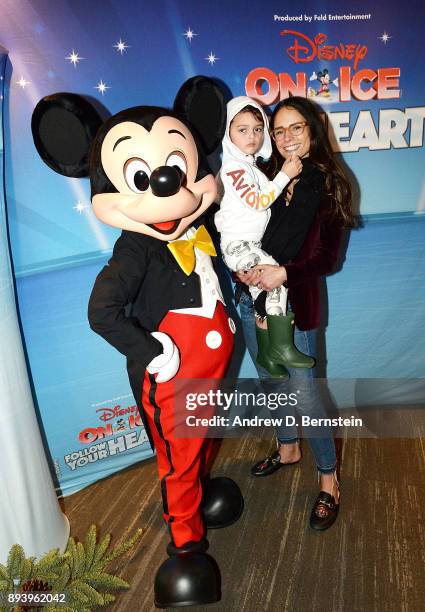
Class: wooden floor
62,431,425,612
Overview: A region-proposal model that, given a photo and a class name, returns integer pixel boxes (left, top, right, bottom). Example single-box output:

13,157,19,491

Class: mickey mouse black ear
174,76,226,155
31,93,103,177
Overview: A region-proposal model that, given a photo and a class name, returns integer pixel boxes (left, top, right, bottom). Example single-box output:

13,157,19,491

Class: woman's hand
251,264,287,291
236,268,262,286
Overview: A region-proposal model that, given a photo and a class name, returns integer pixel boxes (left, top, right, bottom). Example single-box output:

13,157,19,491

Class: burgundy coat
284,205,343,330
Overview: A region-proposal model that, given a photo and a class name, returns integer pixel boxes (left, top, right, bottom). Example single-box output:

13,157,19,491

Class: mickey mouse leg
142,377,243,541
142,371,208,548
143,304,240,606
142,373,220,607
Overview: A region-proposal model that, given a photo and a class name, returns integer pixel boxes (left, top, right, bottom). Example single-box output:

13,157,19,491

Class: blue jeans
239,292,337,474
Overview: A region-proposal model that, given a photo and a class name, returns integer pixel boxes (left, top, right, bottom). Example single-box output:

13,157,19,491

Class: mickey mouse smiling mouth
149,219,181,234
148,195,204,235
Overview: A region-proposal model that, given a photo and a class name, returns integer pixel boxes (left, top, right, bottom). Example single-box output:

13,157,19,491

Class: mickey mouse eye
124,158,151,193
165,151,187,178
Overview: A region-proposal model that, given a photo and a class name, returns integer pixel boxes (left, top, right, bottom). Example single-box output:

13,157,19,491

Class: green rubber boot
255,325,289,379
267,313,315,369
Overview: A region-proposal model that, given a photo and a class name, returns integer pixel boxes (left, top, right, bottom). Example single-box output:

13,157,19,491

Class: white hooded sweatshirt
215,96,290,243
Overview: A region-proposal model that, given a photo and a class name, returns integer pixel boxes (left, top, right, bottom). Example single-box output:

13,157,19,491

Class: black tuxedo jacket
88,217,222,420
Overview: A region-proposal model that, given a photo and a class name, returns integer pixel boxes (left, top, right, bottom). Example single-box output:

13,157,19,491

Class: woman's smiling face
272,106,311,160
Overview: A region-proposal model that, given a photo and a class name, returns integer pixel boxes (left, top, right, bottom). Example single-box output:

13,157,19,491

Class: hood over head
222,96,272,164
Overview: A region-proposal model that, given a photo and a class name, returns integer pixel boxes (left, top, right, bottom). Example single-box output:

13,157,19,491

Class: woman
237,96,354,531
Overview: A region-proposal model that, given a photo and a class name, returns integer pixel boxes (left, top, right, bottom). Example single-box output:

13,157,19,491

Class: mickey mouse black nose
150,166,182,197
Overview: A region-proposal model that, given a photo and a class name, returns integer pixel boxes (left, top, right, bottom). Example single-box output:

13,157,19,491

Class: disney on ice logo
245,27,399,106
281,30,368,70
78,405,142,445
74,403,142,444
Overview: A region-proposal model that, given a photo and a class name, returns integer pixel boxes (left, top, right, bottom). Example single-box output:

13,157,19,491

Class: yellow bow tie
167,225,217,276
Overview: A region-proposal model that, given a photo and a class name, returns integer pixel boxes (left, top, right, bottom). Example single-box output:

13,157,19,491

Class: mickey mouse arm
88,235,164,369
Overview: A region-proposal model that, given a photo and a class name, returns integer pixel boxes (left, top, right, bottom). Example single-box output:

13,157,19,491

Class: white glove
146,332,180,382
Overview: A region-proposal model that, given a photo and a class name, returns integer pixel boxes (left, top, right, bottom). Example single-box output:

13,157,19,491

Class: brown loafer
250,450,300,477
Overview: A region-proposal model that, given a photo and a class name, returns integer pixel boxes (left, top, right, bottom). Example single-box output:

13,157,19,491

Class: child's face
229,111,264,155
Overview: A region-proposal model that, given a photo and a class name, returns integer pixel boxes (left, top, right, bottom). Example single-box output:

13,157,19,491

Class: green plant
0,525,144,611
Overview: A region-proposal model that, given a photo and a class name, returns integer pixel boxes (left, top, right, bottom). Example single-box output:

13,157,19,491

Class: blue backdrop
0,0,424,495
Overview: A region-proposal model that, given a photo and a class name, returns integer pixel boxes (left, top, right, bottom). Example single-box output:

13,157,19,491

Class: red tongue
152,220,177,231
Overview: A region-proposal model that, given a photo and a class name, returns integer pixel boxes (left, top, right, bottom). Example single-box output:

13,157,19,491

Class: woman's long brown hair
262,96,355,227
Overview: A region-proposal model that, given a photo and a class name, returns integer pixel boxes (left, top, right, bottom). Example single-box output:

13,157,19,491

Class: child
215,96,313,375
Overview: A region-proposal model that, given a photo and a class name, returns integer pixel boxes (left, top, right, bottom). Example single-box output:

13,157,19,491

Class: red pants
141,302,234,547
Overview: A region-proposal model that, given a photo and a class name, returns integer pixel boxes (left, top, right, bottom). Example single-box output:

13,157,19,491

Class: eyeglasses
271,122,307,141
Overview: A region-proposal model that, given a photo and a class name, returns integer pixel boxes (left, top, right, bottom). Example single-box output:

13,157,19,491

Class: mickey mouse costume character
31,76,244,608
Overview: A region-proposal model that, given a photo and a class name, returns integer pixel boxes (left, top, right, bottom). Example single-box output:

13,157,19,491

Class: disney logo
96,404,137,421
281,30,368,70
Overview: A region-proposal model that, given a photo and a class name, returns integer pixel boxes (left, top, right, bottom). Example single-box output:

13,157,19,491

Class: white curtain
0,47,69,563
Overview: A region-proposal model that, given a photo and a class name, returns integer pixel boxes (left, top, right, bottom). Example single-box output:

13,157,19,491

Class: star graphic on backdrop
183,27,197,42
66,50,84,66
114,39,129,54
205,51,219,65
379,32,392,44
95,80,110,95
73,201,88,214
16,77,30,89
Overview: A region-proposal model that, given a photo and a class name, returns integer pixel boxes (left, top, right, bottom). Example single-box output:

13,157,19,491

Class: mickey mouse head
31,76,226,241
317,69,330,84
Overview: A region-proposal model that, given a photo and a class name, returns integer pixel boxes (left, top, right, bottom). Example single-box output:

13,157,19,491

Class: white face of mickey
92,116,217,241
